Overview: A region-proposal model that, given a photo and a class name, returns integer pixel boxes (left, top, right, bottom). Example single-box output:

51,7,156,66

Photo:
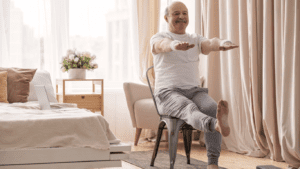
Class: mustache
175,19,187,23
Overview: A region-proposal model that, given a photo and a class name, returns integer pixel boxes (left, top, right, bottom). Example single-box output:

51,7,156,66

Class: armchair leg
134,128,142,146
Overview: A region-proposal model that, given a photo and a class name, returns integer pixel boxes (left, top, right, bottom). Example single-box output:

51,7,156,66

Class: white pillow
28,70,58,103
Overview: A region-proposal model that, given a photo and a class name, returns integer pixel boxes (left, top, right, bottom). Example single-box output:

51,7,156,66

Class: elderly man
150,1,238,169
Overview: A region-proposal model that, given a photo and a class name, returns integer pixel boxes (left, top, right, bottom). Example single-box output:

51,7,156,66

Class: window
69,0,138,88
5,0,42,69
2,0,139,89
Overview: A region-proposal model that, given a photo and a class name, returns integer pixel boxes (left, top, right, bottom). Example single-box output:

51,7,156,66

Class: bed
0,70,131,169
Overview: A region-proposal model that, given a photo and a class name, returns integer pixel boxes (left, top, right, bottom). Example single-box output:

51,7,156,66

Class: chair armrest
123,82,152,128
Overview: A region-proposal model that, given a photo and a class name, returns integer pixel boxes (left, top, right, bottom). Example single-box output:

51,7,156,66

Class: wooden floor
102,139,289,169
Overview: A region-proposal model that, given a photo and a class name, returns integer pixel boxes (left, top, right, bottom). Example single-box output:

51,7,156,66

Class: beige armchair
123,82,160,146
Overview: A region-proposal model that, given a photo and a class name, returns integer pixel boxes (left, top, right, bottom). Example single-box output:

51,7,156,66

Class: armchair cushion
134,98,160,130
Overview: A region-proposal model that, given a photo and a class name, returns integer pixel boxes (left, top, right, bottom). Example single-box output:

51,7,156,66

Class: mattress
0,102,121,150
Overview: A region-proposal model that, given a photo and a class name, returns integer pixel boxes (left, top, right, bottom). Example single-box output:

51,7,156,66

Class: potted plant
60,49,98,79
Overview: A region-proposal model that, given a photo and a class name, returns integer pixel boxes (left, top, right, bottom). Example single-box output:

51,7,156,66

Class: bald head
164,1,187,17
164,1,189,34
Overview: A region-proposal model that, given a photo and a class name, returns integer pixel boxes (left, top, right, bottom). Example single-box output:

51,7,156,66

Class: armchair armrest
123,82,152,128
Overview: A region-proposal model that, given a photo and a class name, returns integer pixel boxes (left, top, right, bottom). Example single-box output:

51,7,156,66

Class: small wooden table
56,79,104,116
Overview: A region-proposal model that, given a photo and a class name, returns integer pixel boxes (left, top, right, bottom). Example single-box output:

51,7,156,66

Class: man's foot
215,100,230,137
207,164,219,169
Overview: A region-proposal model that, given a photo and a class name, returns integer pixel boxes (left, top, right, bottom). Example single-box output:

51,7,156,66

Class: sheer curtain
0,0,69,87
198,0,300,168
68,0,140,87
137,0,160,86
43,0,69,85
136,0,160,141
0,0,10,62
67,0,141,142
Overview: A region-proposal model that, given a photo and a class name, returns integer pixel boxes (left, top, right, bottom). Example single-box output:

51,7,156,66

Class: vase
68,68,86,79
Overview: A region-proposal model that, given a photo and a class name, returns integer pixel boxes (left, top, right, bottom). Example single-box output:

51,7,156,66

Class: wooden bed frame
0,143,131,169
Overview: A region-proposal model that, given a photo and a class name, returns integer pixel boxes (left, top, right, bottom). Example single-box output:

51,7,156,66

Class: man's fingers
175,42,195,51
175,44,186,50
220,44,239,51
228,44,239,48
188,44,195,48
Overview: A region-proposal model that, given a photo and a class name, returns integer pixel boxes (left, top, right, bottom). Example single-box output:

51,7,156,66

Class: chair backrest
146,66,160,117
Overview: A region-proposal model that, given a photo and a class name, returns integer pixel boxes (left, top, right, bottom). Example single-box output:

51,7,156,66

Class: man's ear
164,15,168,22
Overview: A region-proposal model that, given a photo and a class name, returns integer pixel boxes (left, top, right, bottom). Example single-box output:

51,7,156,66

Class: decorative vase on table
68,68,86,79
61,49,98,79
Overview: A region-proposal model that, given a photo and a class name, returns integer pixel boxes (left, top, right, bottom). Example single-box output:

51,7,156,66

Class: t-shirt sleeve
197,34,208,54
150,32,166,55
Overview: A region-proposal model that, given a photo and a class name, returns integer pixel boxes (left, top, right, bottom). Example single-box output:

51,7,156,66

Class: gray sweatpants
154,87,221,166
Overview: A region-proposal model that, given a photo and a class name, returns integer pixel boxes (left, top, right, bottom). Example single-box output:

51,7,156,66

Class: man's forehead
171,9,188,13
169,2,188,12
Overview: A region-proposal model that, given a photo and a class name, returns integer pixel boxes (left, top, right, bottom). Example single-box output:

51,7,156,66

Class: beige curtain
136,0,160,140
137,0,160,86
198,0,300,168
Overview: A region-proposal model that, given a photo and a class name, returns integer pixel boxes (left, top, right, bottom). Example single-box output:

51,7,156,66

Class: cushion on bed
28,70,57,102
0,71,8,103
0,68,37,103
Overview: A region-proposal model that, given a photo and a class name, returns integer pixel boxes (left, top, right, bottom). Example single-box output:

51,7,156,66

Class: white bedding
0,102,120,150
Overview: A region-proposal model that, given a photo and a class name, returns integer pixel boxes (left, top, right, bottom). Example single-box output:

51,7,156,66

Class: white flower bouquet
60,49,98,72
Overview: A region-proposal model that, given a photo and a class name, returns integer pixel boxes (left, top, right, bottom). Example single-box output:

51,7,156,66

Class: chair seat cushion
134,98,160,130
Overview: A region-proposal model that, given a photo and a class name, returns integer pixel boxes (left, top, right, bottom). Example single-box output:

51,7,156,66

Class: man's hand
153,38,195,54
174,41,195,51
219,42,239,51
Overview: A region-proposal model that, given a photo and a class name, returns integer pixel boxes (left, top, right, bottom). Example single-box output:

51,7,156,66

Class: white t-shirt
150,31,207,91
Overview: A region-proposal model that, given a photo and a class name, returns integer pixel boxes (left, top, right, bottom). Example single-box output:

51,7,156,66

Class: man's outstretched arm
201,37,239,55
152,38,195,55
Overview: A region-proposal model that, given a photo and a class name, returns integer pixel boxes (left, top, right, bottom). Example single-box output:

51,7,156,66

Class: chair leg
165,118,185,169
182,128,189,164
183,124,193,164
150,121,166,166
164,130,169,142
134,128,142,146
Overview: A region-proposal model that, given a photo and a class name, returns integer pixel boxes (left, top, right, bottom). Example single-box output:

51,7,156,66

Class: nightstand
56,79,104,116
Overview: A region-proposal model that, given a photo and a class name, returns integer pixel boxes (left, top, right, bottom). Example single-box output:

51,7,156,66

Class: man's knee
201,101,217,118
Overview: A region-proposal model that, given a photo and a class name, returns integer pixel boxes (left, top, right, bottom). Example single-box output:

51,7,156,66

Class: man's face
165,2,189,34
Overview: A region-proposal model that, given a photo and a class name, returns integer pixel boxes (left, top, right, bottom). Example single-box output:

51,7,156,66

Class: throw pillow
0,71,8,103
0,68,37,103
28,70,58,103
